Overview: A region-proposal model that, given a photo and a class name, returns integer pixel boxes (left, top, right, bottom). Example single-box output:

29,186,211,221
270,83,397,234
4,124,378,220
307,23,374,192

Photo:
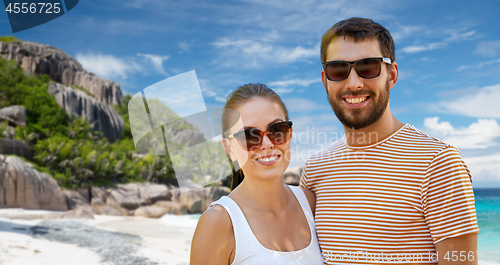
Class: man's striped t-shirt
300,124,479,264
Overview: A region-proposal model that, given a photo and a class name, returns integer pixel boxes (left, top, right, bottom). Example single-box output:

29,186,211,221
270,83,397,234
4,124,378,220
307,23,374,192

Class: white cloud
401,42,446,53
76,53,141,80
215,97,226,103
284,46,318,63
456,58,500,72
463,153,500,182
439,84,500,118
269,78,320,88
401,29,476,54
444,30,476,42
273,88,294,94
390,25,422,42
423,117,500,149
137,53,170,76
474,40,500,57
198,78,217,97
283,98,329,112
211,38,319,68
178,42,191,52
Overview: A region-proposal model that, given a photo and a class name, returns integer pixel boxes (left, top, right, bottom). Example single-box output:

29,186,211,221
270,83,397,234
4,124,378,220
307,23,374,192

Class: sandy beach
0,209,198,265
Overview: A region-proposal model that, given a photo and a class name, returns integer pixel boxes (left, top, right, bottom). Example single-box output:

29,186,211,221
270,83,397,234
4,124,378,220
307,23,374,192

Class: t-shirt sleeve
422,146,479,244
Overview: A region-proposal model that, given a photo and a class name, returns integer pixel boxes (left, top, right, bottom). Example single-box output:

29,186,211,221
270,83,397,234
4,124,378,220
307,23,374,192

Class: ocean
475,188,500,263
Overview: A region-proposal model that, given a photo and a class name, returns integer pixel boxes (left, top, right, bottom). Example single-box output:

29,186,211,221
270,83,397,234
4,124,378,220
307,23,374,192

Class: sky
1,0,500,187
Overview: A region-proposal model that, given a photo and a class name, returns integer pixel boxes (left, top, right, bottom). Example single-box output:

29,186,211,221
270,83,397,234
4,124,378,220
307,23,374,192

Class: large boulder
106,189,141,211
48,82,124,143
105,183,172,211
0,155,68,211
284,166,303,186
173,186,231,214
0,105,26,127
0,41,122,105
90,186,108,203
0,139,32,160
154,201,189,215
61,189,89,209
91,197,123,216
134,202,188,218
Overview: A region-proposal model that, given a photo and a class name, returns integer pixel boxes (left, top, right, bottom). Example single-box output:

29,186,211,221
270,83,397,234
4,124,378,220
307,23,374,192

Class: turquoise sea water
475,188,500,254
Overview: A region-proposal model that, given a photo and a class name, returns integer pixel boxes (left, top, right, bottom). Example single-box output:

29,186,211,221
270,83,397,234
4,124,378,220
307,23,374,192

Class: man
300,17,479,264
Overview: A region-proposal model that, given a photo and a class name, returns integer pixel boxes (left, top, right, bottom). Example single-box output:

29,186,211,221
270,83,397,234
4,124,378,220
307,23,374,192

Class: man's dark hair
320,17,395,63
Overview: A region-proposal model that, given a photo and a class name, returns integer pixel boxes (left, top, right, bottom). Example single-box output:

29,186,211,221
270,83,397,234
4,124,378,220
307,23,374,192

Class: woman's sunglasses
227,121,293,151
322,57,392,81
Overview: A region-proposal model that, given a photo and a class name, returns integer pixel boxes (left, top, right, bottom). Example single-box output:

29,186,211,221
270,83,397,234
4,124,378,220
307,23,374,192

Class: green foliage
0,58,69,140
0,36,22,43
31,134,176,189
0,57,204,189
113,94,132,139
170,140,230,185
0,121,9,138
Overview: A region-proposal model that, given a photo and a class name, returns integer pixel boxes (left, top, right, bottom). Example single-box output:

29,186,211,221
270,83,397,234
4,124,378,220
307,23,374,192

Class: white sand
0,217,106,265
0,209,198,265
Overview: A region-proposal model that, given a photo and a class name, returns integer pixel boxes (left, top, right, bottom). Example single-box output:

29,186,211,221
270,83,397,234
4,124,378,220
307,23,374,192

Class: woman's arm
300,187,316,216
190,204,235,265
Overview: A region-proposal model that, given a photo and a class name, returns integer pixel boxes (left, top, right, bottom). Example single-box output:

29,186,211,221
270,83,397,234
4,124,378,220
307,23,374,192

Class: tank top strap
287,185,316,232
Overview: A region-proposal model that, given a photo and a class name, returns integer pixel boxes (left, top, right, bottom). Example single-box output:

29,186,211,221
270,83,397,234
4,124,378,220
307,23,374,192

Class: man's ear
221,138,237,161
388,61,398,90
321,69,329,94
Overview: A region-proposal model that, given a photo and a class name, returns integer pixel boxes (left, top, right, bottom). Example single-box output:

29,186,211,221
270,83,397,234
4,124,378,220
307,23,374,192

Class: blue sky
2,0,500,187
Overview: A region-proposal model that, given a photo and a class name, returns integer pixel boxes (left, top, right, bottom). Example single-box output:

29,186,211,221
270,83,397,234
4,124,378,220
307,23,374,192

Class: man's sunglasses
227,121,293,151
322,57,392,81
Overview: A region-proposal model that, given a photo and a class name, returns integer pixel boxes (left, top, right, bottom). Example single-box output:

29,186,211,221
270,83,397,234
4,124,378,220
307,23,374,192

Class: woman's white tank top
209,185,324,265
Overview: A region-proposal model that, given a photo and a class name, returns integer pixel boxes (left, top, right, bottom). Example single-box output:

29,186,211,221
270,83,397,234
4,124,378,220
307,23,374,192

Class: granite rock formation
0,105,26,127
0,155,68,211
0,139,32,160
283,166,303,186
48,82,124,143
0,41,122,105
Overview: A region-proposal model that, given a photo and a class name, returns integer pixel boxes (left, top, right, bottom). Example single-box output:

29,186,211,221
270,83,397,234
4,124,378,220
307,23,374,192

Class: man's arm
435,233,478,265
300,187,316,215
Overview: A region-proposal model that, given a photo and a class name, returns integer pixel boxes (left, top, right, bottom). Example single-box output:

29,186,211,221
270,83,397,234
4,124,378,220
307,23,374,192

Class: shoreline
0,208,197,265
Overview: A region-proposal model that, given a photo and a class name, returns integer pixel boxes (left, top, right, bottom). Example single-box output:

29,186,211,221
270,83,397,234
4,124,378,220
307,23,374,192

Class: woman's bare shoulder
190,204,235,265
199,204,232,228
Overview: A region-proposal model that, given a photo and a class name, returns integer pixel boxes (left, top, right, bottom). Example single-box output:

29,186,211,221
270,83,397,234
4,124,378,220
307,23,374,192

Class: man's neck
343,109,405,146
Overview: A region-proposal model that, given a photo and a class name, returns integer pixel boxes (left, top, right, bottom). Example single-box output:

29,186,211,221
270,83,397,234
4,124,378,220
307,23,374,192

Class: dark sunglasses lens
356,59,381,78
240,128,262,150
267,123,291,145
326,61,350,81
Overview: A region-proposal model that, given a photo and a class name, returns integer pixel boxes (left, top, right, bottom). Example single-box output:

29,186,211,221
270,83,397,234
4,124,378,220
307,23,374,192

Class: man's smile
344,96,368,104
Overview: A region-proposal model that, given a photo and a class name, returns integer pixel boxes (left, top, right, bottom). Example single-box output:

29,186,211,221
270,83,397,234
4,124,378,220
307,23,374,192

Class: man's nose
345,66,364,90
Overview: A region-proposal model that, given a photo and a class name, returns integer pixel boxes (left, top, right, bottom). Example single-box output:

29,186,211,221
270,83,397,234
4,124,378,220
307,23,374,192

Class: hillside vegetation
0,56,177,189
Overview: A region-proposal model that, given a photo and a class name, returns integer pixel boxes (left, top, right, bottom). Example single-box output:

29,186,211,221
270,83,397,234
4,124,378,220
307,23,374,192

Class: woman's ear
221,138,237,161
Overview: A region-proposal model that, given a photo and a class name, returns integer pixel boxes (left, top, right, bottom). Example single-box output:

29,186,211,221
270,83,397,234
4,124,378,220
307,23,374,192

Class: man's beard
327,80,390,130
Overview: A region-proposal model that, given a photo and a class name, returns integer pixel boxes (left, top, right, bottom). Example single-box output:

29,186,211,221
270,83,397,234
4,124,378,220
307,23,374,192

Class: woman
190,84,323,265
